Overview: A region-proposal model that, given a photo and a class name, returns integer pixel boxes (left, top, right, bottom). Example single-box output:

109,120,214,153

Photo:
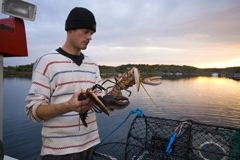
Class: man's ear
67,30,74,35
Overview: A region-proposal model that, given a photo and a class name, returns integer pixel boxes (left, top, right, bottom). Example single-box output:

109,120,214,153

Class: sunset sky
1,0,240,68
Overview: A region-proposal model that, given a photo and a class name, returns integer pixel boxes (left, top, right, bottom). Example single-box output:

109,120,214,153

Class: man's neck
56,47,84,66
61,44,81,56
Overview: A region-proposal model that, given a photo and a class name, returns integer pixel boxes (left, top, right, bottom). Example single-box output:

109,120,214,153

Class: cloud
181,33,210,38
1,0,240,68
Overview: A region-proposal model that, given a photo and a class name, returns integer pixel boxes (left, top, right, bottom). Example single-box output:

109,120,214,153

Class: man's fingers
78,99,94,113
80,97,92,106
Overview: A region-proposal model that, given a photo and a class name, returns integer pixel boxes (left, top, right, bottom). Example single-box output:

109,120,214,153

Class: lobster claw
98,95,130,110
78,89,109,128
78,89,110,116
141,76,162,85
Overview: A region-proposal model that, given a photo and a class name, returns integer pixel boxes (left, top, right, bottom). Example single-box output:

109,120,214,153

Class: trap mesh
93,115,240,160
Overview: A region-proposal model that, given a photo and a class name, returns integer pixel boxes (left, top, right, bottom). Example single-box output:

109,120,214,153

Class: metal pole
0,54,3,141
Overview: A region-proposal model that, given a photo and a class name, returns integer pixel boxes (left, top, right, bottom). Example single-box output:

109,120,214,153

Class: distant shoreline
3,64,240,78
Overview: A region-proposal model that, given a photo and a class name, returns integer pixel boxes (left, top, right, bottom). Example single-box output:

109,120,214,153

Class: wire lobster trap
93,115,240,160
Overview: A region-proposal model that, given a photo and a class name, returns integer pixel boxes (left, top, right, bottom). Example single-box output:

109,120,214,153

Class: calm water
2,76,240,160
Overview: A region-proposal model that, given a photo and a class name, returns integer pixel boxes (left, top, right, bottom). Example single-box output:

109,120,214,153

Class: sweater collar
56,47,84,66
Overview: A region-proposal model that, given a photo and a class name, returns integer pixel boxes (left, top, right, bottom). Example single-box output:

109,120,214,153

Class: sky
1,0,240,68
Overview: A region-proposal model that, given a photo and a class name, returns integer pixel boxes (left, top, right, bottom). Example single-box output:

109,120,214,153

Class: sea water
2,76,240,160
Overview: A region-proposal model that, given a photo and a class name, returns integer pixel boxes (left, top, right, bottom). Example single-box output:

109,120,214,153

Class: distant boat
233,73,240,80
212,73,218,77
176,73,183,76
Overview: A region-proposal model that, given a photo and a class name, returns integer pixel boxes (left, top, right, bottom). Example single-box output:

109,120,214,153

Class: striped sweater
25,52,102,156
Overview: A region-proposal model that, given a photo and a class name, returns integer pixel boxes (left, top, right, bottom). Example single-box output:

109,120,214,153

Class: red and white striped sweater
25,52,102,156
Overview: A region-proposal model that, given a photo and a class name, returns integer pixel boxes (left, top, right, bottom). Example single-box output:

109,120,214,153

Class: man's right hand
36,89,94,120
67,89,94,114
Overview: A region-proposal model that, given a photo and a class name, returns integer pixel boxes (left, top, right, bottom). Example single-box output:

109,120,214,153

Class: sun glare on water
198,77,229,85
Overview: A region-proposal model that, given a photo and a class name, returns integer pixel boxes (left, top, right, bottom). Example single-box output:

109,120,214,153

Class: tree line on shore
3,63,240,77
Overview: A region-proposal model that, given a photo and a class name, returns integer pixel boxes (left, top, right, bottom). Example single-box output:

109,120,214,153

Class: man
25,7,101,160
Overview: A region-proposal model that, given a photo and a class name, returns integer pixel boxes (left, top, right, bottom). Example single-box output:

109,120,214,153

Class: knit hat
65,7,96,32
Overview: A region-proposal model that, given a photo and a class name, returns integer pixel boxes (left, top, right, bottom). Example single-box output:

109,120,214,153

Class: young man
25,7,102,160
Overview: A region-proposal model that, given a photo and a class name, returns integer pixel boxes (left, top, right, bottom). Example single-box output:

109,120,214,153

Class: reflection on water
132,76,240,127
2,76,240,159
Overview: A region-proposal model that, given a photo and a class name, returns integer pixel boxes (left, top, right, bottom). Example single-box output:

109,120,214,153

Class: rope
138,150,149,160
95,108,143,148
166,121,191,155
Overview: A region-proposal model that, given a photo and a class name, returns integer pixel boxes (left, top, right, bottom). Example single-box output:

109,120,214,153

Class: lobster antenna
140,83,158,108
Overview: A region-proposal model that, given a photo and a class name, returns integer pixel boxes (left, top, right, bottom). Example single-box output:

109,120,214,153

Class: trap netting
93,115,240,160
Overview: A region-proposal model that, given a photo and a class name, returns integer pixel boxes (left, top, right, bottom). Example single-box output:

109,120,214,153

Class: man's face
69,28,95,50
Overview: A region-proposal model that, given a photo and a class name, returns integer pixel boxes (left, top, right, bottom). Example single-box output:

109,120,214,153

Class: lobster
78,67,162,127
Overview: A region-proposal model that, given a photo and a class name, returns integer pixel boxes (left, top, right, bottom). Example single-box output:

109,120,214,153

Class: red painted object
0,17,28,57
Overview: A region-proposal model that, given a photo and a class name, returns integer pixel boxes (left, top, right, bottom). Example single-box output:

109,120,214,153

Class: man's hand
36,89,94,120
67,89,94,114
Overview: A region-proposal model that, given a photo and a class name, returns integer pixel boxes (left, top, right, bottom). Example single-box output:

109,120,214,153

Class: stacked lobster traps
93,114,240,160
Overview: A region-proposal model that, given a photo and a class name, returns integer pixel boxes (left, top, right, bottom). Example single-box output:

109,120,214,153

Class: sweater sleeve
25,69,51,123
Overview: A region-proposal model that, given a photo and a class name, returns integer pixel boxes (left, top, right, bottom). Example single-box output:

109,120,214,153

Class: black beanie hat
65,7,96,32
